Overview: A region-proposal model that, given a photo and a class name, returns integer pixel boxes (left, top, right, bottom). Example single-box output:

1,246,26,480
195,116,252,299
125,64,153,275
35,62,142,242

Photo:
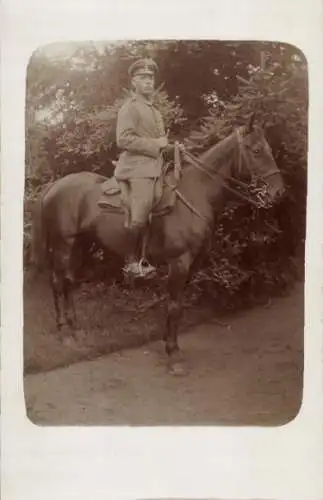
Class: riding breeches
119,177,162,229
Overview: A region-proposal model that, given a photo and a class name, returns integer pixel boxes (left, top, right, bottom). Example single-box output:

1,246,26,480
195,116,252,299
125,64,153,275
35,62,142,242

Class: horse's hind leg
50,237,77,333
62,237,78,329
49,256,65,331
63,274,77,329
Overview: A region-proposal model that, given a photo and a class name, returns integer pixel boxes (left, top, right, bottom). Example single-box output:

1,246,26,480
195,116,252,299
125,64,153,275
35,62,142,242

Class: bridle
179,128,281,205
169,128,282,234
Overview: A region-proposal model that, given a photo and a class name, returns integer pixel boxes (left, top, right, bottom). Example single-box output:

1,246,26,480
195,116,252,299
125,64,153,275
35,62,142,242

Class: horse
31,117,285,375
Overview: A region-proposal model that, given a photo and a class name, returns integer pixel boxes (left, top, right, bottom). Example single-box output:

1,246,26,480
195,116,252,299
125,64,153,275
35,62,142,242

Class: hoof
167,351,188,376
168,361,188,376
62,336,77,348
73,328,86,342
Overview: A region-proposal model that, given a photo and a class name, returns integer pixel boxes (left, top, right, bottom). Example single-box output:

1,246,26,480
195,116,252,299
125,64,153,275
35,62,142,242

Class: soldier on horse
114,57,176,279
31,57,285,372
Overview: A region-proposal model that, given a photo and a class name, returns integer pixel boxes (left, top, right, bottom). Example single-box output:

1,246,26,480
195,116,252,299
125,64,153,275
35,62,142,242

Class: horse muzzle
270,184,285,202
265,172,285,202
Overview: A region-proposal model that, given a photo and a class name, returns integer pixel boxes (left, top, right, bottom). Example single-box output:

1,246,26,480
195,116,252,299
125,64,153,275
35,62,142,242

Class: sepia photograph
23,39,307,426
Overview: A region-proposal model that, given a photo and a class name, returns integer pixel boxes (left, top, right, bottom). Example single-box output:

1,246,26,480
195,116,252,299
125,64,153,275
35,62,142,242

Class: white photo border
2,1,323,499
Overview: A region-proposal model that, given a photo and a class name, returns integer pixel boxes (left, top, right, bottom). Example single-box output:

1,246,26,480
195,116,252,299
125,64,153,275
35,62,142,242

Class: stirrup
138,257,157,279
122,258,156,280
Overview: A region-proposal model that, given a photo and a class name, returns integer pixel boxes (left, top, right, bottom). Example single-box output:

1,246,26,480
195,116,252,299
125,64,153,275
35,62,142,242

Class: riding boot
123,225,156,279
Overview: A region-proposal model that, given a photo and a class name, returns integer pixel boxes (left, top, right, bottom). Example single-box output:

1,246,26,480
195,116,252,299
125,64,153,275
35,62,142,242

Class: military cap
128,58,158,77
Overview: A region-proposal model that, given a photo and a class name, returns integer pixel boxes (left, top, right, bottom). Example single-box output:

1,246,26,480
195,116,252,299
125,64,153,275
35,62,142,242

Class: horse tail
30,182,53,271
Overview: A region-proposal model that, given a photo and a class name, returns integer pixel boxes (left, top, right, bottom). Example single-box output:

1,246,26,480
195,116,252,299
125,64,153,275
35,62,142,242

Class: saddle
98,164,180,221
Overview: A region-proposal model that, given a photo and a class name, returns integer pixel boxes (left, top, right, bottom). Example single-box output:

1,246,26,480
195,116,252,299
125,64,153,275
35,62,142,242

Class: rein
182,129,280,204
181,148,261,208
172,133,282,235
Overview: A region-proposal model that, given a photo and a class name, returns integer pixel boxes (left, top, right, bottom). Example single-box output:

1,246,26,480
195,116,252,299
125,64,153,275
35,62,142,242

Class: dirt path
24,284,303,426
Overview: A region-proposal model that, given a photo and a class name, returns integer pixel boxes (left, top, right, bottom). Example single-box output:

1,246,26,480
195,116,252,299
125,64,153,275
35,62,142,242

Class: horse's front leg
165,252,192,375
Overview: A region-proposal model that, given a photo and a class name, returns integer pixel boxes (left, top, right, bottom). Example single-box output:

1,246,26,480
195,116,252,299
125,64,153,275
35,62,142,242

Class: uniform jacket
114,93,166,180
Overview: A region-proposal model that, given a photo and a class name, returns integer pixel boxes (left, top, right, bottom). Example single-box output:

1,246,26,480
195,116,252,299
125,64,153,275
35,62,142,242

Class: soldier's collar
131,92,155,106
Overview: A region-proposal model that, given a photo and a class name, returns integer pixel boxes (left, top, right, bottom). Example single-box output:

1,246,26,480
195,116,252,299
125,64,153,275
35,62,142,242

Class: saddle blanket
98,170,178,218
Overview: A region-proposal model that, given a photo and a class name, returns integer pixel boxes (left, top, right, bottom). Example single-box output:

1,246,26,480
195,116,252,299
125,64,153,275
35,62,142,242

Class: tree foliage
187,55,307,305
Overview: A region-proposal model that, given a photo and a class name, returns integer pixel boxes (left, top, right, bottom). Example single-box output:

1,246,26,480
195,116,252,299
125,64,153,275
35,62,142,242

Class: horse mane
185,116,241,171
199,131,238,168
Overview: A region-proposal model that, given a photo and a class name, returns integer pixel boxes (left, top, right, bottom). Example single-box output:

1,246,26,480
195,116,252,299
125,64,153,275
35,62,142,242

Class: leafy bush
27,90,185,182
187,58,307,306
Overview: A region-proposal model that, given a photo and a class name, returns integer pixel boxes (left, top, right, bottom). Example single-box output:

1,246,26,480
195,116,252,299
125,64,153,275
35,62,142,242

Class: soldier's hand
163,143,175,154
177,142,186,153
156,136,168,149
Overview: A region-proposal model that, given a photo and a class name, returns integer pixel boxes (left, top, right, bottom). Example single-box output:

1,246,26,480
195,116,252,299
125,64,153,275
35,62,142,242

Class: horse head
234,115,285,204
